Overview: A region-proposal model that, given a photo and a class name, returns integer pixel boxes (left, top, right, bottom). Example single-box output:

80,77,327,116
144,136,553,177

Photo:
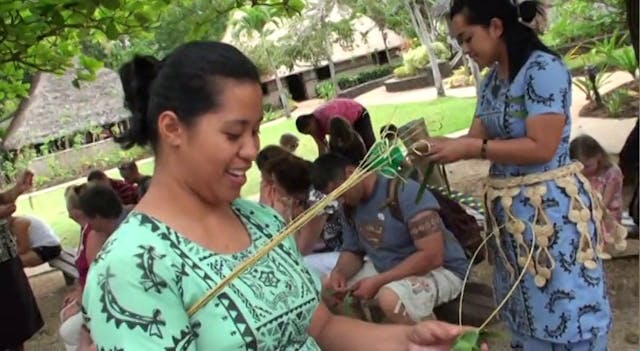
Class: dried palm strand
187,135,404,317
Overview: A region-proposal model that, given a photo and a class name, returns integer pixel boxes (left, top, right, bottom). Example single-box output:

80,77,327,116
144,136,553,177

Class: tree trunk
321,12,340,95
627,0,639,64
273,71,291,117
381,29,392,64
265,44,290,117
466,55,482,97
408,0,445,97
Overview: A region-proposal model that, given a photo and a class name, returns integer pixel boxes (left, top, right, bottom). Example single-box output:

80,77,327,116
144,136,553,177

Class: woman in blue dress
424,0,627,350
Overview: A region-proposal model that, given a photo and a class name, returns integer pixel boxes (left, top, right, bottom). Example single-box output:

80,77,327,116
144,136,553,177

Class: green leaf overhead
0,0,306,117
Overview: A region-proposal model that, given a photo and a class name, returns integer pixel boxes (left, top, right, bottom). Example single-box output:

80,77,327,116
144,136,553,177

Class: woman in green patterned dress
81,41,476,350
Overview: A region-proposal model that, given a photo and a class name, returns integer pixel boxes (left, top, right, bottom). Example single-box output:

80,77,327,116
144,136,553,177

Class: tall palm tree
234,6,291,116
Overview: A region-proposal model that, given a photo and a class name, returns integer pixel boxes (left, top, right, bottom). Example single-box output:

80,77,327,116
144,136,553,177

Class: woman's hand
352,277,383,301
0,203,16,219
408,321,488,351
426,138,478,164
16,170,34,194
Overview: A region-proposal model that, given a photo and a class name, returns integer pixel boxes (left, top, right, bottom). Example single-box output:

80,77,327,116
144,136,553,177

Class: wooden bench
622,211,638,238
48,247,79,286
433,282,497,327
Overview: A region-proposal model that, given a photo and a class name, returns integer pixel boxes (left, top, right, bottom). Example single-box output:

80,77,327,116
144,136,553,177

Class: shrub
432,42,450,60
315,81,336,100
610,46,638,79
393,65,416,79
336,65,395,90
403,46,430,72
605,89,629,118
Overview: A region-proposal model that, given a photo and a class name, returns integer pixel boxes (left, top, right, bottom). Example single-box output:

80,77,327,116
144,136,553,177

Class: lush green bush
315,81,337,100
543,0,626,48
393,65,416,79
337,65,395,90
393,42,450,79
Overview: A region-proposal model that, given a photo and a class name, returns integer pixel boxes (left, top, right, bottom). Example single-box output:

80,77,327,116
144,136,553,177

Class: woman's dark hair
263,154,311,195
569,134,613,170
79,184,123,220
256,145,290,172
450,0,555,81
116,41,261,150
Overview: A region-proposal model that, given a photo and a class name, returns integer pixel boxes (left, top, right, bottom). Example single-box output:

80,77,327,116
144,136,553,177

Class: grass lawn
15,97,475,247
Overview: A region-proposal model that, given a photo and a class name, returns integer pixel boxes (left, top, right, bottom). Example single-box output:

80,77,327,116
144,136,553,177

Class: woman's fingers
409,320,469,345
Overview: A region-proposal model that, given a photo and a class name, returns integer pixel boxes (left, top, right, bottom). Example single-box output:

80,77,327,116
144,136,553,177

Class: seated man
9,215,61,267
296,98,375,155
311,153,469,324
118,161,152,198
87,169,139,205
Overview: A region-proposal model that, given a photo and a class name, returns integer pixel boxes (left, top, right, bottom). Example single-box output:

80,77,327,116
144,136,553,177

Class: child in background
279,133,300,153
570,134,624,257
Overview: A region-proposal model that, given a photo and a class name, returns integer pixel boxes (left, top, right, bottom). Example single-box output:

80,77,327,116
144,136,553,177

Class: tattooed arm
375,210,445,286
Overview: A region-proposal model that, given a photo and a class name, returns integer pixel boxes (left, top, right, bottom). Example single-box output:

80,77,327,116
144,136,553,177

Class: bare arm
471,114,565,164
85,230,109,265
462,118,489,139
376,210,445,285
314,136,329,155
0,170,33,204
602,171,623,208
296,214,327,255
332,251,365,281
310,302,412,350
430,114,566,165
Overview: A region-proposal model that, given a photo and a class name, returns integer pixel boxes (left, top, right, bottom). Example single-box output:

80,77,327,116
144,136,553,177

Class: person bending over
296,98,375,155
9,215,61,267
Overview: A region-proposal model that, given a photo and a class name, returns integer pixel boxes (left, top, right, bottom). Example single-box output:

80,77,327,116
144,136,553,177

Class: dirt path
23,159,639,350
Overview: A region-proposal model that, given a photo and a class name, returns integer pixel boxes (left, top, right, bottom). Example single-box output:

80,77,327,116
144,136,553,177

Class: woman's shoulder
89,213,175,267
523,50,569,76
233,198,285,225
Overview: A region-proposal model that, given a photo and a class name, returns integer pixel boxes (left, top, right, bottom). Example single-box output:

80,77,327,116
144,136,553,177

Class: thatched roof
3,69,129,150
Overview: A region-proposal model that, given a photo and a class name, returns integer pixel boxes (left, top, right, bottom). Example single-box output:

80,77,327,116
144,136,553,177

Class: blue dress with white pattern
476,51,611,350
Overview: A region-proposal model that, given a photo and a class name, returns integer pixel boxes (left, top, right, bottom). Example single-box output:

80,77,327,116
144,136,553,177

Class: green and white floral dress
82,199,322,350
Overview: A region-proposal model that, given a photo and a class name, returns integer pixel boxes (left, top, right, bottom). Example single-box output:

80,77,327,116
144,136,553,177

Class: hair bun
517,0,542,23
116,55,161,149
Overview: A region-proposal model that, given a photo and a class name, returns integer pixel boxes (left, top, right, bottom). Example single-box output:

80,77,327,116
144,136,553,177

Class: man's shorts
32,245,62,262
347,261,463,322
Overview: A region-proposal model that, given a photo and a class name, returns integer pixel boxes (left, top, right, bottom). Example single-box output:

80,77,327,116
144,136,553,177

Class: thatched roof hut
3,69,129,150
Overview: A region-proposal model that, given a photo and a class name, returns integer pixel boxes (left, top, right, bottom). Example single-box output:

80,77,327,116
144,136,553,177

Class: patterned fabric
586,165,624,240
82,199,322,350
476,51,611,347
0,219,17,263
